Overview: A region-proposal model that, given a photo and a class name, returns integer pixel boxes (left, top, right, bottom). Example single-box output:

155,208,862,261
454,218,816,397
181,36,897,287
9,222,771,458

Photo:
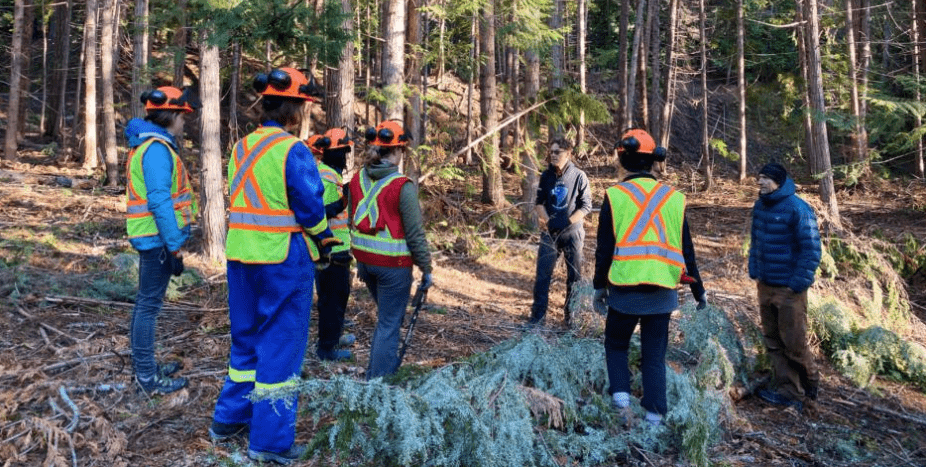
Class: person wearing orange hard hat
592,128,707,428
124,85,199,396
306,128,357,362
346,120,432,379
210,67,339,465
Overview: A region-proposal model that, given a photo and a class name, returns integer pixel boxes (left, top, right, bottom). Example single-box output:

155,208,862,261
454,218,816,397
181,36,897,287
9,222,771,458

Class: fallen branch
44,295,227,312
418,99,552,185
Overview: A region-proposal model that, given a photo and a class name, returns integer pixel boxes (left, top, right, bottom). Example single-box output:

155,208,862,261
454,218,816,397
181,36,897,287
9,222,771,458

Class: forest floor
1,150,926,466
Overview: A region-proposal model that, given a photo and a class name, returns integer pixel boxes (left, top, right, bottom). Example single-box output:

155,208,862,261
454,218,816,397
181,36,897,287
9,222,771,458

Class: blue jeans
531,228,584,322
130,246,173,378
604,310,671,415
357,262,412,379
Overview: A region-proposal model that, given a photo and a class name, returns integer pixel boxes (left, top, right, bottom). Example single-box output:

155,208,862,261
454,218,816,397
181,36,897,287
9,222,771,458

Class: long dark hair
144,109,181,129
261,97,305,128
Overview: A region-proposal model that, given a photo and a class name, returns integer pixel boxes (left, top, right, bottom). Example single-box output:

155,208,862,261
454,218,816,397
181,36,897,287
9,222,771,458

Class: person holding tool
346,120,433,379
210,67,339,465
592,129,707,427
307,129,357,361
124,85,198,395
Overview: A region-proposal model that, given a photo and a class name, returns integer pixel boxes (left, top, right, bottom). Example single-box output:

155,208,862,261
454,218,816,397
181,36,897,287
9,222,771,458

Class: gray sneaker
136,374,187,395
247,445,307,465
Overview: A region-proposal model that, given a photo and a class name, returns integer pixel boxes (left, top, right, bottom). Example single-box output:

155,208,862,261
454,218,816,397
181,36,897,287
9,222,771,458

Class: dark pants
604,309,671,415
315,262,351,353
531,228,584,323
130,246,174,378
758,282,819,400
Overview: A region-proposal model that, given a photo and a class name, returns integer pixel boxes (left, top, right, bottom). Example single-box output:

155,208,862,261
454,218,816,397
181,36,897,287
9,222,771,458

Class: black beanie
759,162,787,186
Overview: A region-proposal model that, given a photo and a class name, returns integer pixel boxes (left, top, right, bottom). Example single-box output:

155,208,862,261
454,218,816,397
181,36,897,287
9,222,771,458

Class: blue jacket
124,118,190,252
748,177,821,292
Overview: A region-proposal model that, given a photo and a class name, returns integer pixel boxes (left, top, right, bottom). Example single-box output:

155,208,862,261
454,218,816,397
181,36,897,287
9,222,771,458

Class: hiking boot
757,389,804,413
805,383,819,401
247,444,307,465
318,348,353,362
136,373,188,395
209,421,248,443
339,333,357,347
158,361,183,378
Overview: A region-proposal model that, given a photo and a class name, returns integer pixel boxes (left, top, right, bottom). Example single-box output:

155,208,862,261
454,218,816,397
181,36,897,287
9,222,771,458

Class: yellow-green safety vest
607,178,686,288
317,162,350,254
226,126,327,264
125,137,197,239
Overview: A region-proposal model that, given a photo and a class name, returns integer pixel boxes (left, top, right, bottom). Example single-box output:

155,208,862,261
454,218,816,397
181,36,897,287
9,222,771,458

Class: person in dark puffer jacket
749,162,822,413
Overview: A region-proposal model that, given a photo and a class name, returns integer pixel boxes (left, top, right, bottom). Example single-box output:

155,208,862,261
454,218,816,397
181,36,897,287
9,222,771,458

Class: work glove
593,288,609,315
330,251,353,267
420,272,433,291
170,253,184,277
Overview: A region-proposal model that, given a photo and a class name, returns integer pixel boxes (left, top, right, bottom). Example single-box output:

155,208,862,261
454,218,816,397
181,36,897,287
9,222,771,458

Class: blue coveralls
212,121,330,455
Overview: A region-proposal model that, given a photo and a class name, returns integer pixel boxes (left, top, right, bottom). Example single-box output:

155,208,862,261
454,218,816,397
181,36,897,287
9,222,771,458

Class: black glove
696,294,708,311
170,254,184,277
330,251,353,267
311,235,344,264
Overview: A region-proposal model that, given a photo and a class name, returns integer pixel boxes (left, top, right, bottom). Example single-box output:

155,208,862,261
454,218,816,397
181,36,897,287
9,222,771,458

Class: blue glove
593,288,609,315
420,272,433,290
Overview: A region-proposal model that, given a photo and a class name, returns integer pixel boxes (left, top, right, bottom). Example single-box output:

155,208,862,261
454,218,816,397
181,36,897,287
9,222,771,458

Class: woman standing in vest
307,129,356,361
124,86,197,395
591,129,708,427
210,67,339,465
347,121,433,379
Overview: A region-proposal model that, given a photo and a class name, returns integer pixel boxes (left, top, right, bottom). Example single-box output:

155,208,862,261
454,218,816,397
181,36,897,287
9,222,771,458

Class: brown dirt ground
1,152,926,466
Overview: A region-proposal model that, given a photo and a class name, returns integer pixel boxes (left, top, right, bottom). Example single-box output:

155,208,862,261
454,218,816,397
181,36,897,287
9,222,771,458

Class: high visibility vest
125,137,197,239
607,178,686,288
317,163,350,253
348,167,413,268
226,126,326,264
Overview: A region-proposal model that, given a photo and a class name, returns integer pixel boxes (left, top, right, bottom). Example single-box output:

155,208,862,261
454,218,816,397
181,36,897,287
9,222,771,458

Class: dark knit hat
759,162,788,186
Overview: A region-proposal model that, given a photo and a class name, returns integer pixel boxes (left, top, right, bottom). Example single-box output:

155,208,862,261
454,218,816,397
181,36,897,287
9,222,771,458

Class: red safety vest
348,167,413,267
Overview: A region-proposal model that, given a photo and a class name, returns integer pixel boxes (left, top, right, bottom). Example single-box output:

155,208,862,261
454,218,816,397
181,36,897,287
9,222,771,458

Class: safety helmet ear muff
367,121,411,147
615,128,666,170
305,134,326,157
322,128,353,150
253,67,318,101
141,86,195,113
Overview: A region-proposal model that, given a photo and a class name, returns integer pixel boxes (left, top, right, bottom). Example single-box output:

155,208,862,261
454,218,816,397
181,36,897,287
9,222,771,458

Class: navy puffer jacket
748,177,821,292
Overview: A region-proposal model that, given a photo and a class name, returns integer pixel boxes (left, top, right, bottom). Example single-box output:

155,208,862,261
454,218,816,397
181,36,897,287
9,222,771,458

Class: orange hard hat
321,128,354,150
616,129,657,154
141,86,194,113
305,134,325,157
253,67,318,101
364,120,411,147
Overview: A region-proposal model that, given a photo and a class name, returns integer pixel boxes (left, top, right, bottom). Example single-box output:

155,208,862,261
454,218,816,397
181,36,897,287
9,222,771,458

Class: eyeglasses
549,149,567,156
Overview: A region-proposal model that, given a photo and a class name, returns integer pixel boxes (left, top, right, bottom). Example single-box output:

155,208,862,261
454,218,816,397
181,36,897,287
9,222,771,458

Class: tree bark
83,0,100,171
522,48,541,229
699,0,712,191
405,0,423,182
915,0,926,178
4,0,26,162
228,42,241,150
49,1,73,143
577,0,587,154
131,0,149,118
199,32,226,261
551,0,565,90
800,0,841,226
101,0,120,185
623,0,646,128
173,0,188,87
737,0,747,182
480,0,503,206
846,0,866,166
656,0,679,175
618,0,630,122
382,0,406,121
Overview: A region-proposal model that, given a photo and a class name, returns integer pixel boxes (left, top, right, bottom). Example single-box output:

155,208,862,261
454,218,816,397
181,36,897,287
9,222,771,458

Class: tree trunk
648,0,662,134
405,0,423,182
699,0,712,191
199,33,226,261
328,0,356,171
846,0,865,166
382,0,406,121
131,0,149,118
577,0,587,154
4,0,26,162
551,0,565,90
16,0,34,143
465,12,476,165
522,48,541,229
858,0,871,165
737,0,747,182
618,0,630,122
83,0,100,171
40,1,49,135
101,0,120,185
800,0,841,226
915,0,926,178
228,42,241,150
49,1,72,143
656,0,679,175
480,0,503,206
623,0,646,128
173,0,188,86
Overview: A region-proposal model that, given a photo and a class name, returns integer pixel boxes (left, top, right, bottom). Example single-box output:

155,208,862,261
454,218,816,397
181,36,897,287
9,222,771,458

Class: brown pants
758,282,819,400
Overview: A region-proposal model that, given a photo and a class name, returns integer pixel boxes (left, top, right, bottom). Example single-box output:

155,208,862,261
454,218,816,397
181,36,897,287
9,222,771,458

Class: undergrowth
256,303,737,467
